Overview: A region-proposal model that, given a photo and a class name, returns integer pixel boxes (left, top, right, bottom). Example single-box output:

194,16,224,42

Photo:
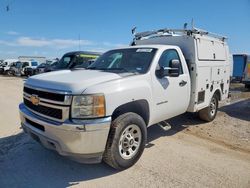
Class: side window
158,49,183,74
22,62,29,68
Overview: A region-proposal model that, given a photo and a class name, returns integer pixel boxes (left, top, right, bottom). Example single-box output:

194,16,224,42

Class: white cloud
6,31,20,35
0,40,16,46
0,36,128,59
16,37,94,49
0,37,95,49
17,37,51,47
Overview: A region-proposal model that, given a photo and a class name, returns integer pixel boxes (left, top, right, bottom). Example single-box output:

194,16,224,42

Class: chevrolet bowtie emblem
30,95,40,105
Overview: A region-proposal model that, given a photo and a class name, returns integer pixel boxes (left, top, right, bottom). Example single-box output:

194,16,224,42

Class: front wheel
103,112,147,170
5,70,12,76
198,94,218,122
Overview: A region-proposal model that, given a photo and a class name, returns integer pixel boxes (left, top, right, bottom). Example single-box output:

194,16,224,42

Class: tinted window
158,49,183,74
72,54,99,68
22,62,29,68
56,55,74,69
31,62,38,66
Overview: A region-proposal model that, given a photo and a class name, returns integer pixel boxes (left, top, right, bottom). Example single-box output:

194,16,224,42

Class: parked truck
242,55,250,88
43,51,101,72
0,59,19,75
232,54,248,82
19,27,231,169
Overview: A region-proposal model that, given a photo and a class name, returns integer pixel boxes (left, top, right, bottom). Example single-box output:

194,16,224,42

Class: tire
103,112,147,170
5,70,12,76
198,94,218,122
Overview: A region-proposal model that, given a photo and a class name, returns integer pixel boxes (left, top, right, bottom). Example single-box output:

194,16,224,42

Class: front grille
26,118,45,132
24,98,62,119
24,86,65,102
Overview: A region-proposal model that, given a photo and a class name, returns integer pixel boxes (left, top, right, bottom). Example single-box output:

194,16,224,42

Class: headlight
71,94,105,118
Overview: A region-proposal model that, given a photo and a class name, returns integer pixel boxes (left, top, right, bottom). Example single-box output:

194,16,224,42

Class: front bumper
19,103,111,163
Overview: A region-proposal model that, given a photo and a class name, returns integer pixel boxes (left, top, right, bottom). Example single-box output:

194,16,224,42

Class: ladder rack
133,27,227,41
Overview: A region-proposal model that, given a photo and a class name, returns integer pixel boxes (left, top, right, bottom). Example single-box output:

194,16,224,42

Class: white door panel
152,74,189,122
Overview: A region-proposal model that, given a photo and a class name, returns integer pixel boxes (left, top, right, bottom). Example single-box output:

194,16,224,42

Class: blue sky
0,0,250,59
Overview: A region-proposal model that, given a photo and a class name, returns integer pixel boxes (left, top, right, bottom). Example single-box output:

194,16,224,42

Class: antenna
191,18,194,29
183,23,188,30
131,27,137,35
78,34,81,51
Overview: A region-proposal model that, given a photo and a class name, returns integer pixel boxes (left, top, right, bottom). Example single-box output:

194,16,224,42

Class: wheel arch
111,99,150,126
213,89,222,101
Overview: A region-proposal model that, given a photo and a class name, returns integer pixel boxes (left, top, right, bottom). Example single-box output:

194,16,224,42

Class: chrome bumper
19,103,111,163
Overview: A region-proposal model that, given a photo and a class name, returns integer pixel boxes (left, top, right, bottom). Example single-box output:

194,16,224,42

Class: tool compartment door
196,38,226,61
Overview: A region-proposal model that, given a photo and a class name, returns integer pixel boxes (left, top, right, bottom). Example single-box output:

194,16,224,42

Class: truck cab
19,27,231,170
45,51,101,72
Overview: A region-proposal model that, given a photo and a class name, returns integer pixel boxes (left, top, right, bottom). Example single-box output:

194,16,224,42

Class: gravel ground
0,76,249,188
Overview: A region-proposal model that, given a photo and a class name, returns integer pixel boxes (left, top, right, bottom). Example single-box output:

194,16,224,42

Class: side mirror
156,59,180,78
156,66,168,78
169,59,180,77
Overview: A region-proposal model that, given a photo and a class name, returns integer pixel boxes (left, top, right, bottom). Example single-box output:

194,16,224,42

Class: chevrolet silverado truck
19,27,231,169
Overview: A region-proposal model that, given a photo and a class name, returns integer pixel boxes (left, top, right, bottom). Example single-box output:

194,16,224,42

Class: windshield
55,55,74,69
16,62,22,68
55,53,99,69
31,62,38,66
37,63,45,68
88,48,157,74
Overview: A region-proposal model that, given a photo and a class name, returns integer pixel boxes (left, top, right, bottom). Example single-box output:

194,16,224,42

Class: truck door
151,49,190,123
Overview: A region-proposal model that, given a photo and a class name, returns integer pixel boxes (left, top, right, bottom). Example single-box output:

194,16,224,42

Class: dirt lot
0,76,250,188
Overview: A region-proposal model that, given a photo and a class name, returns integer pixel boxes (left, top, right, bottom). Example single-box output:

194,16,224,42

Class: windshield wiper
105,68,139,74
86,67,139,74
87,67,97,69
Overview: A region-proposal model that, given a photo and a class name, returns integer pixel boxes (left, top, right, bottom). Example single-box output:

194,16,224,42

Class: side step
158,121,171,131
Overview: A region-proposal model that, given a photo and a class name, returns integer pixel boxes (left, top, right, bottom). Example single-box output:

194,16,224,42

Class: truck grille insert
24,87,65,102
24,98,62,119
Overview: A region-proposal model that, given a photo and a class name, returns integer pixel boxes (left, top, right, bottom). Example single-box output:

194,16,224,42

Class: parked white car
22,61,39,76
0,59,19,75
19,27,231,169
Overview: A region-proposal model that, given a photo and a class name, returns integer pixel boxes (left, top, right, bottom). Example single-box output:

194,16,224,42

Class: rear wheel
198,94,218,122
103,112,147,170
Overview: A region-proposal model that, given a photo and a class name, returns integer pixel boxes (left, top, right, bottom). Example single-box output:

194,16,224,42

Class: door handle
179,80,187,87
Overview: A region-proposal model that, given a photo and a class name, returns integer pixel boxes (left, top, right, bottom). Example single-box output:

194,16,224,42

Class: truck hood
25,69,122,94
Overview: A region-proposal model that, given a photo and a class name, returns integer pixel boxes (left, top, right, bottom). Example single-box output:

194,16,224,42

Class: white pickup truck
19,28,231,169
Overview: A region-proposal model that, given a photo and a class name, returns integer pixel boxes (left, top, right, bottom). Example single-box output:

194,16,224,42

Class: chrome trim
24,84,72,95
20,103,111,129
23,95,70,122
23,92,72,105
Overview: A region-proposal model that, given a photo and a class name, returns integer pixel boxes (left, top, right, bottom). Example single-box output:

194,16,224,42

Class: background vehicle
35,60,59,74
9,61,38,76
9,61,23,76
232,54,248,82
242,55,250,88
45,51,101,72
22,61,39,76
19,27,231,170
0,59,19,75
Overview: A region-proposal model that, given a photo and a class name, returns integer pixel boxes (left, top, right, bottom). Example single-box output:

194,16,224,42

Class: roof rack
133,27,227,41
